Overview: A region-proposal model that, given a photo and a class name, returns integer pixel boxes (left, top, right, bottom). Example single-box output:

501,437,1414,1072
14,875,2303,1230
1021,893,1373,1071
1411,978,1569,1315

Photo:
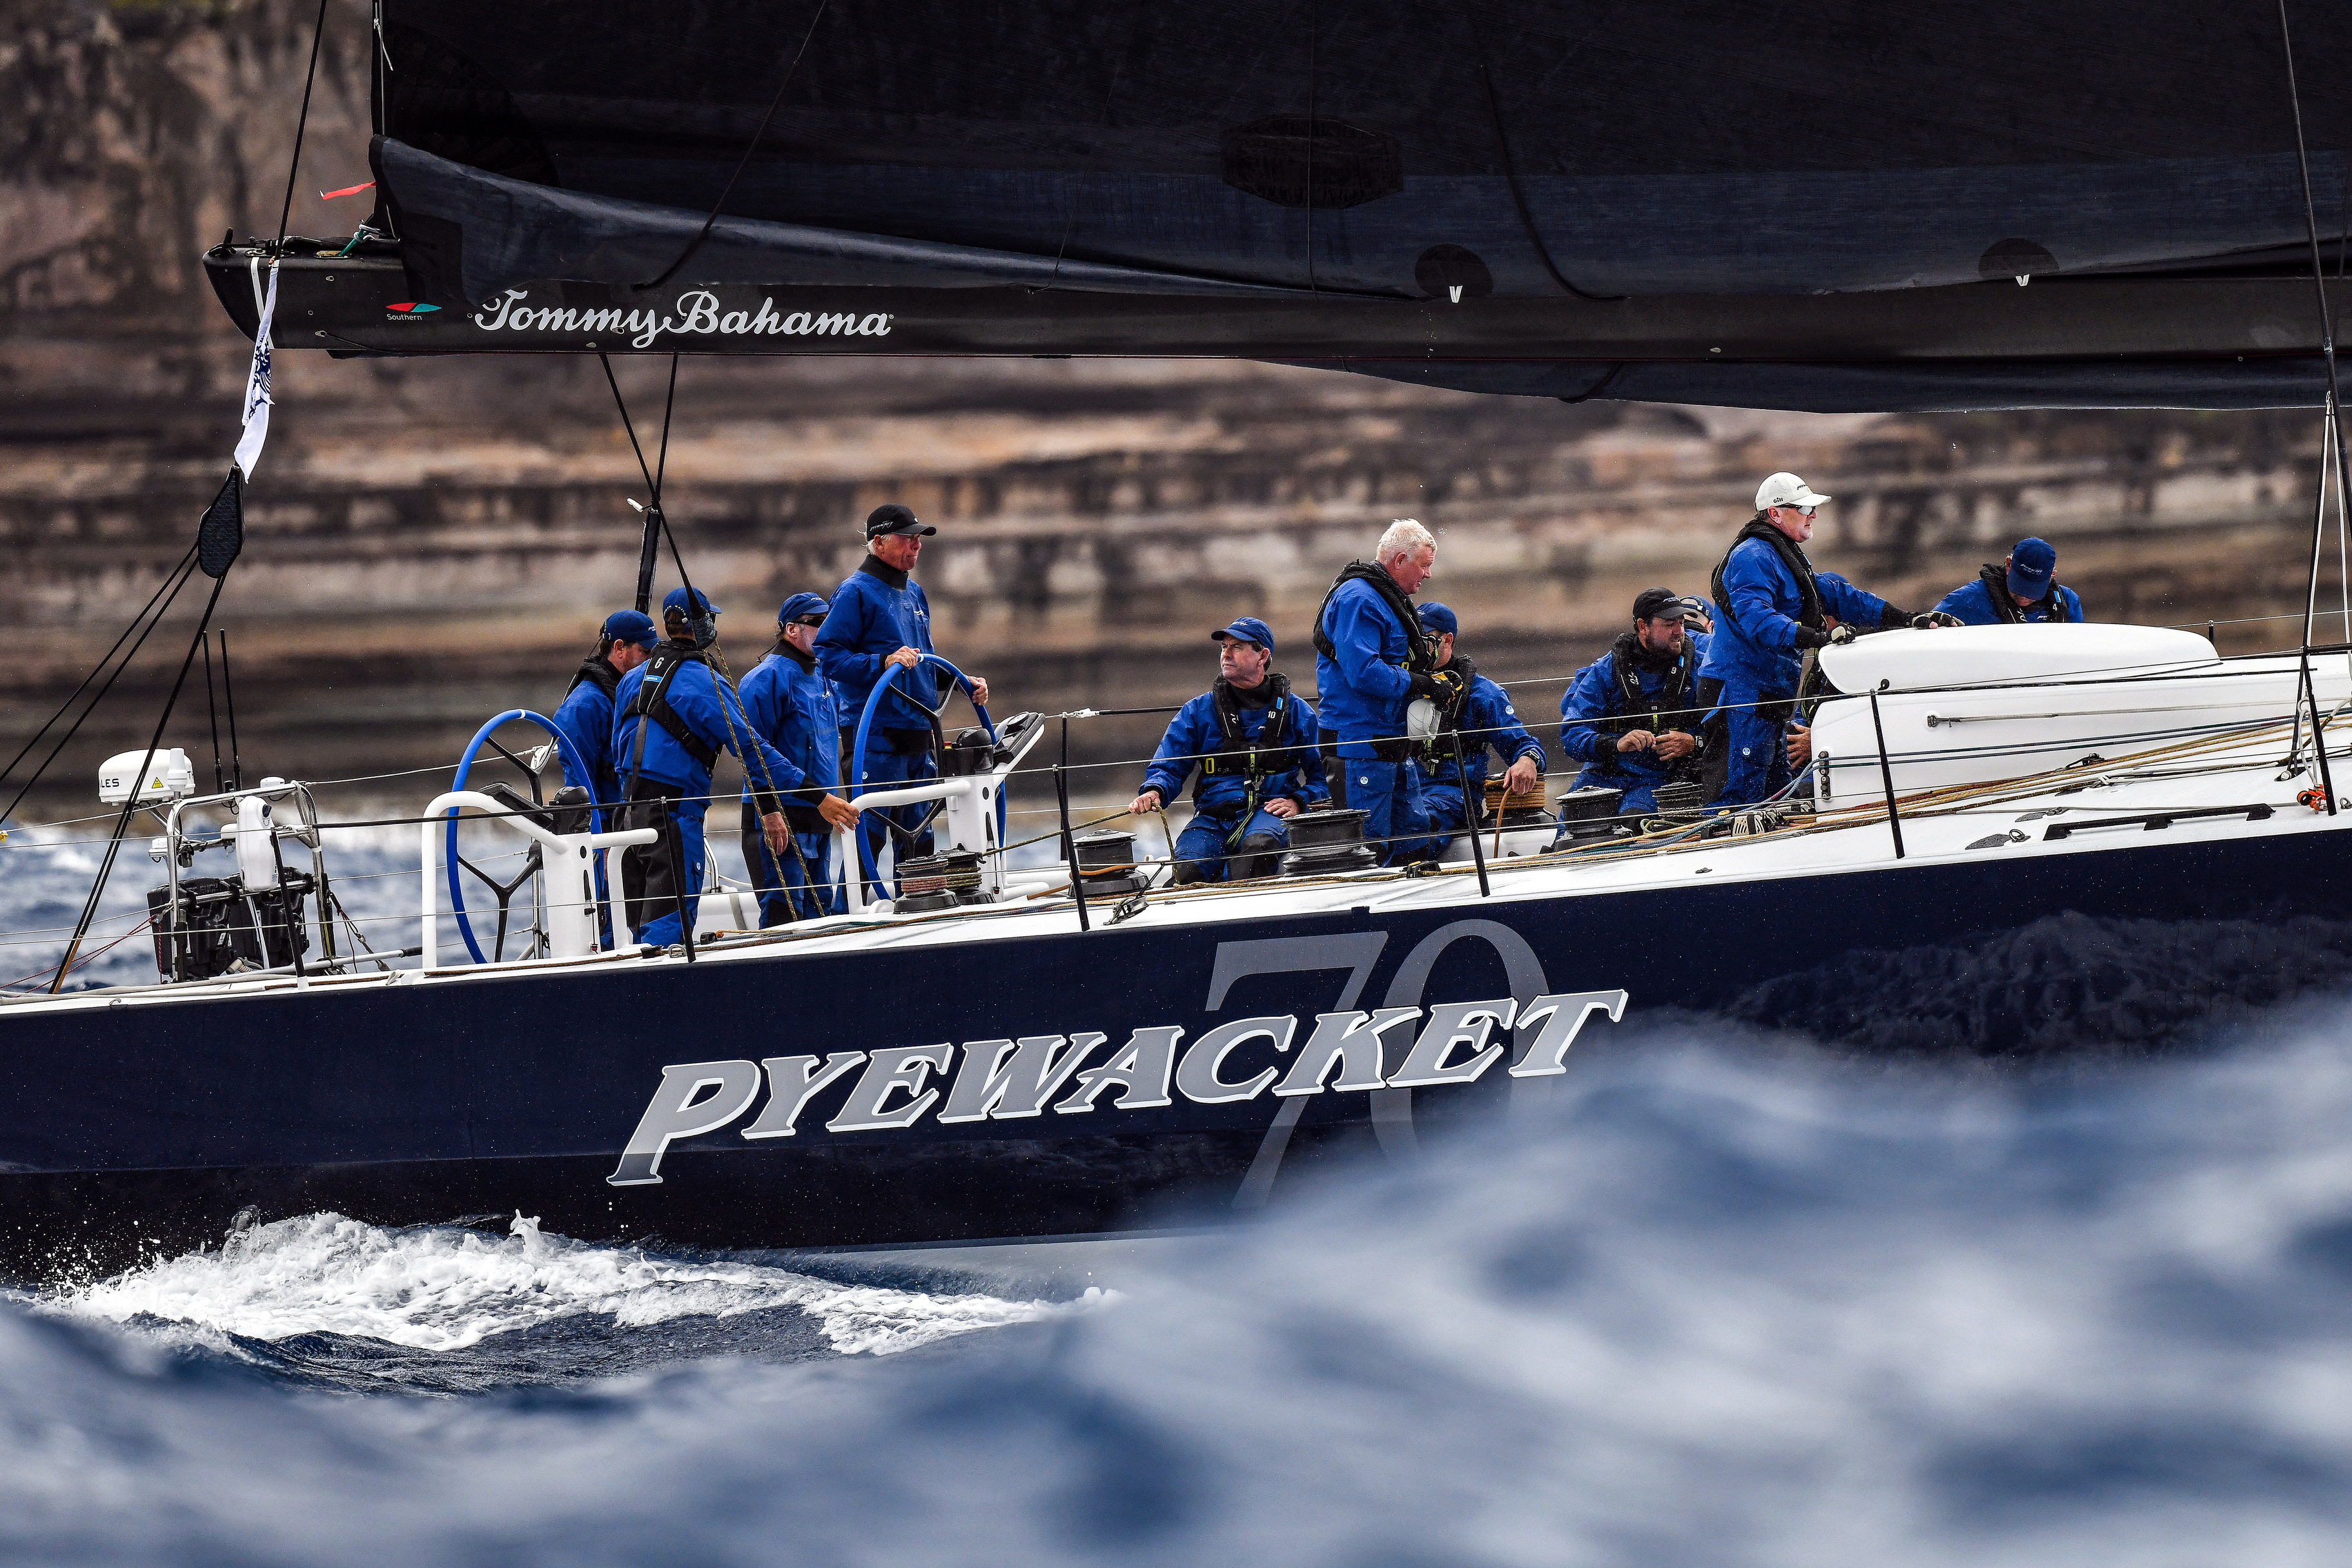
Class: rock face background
3,0,2341,817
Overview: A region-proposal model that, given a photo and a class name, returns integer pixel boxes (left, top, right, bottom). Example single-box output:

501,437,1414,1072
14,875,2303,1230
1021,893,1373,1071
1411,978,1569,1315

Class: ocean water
1,789,1101,992
8,1003,2352,1565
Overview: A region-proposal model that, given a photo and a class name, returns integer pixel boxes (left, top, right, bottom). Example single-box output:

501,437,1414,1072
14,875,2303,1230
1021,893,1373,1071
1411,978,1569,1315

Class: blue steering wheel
846,654,998,891
446,710,602,964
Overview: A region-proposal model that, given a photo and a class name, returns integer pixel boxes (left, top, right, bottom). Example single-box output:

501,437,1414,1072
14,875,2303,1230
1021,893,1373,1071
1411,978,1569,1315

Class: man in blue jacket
1129,616,1326,883
739,592,863,926
1934,537,2086,625
1313,520,1457,864
1413,602,1544,847
1704,472,1954,807
815,504,990,890
612,587,812,946
551,609,660,808
1560,587,1710,817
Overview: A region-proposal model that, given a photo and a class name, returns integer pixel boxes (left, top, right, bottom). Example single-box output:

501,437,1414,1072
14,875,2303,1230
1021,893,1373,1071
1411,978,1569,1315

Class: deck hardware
2042,803,2275,840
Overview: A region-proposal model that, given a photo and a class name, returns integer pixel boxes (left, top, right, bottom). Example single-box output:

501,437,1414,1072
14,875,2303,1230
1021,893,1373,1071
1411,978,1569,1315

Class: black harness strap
1975,562,2069,623
1200,674,1303,778
623,647,720,776
1597,633,1701,736
1710,514,1825,636
1311,561,1435,674
567,654,622,701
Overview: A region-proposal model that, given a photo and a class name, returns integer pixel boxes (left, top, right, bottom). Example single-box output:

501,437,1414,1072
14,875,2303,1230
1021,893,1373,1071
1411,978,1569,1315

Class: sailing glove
1911,611,1966,629
1409,669,1466,701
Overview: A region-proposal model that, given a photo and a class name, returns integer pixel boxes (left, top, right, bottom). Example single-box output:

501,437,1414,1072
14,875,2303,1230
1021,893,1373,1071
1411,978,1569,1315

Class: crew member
815,504,990,890
1129,617,1326,883
612,587,812,947
1934,536,2085,625
1703,472,1955,807
551,609,660,808
1313,520,1454,864
738,592,862,926
1412,602,1543,847
1560,587,1707,817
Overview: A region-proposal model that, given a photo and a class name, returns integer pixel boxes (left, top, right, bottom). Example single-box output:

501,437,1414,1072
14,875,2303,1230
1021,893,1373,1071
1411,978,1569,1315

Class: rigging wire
274,0,333,249
634,0,832,293
2275,0,2349,810
51,572,233,991
0,547,202,827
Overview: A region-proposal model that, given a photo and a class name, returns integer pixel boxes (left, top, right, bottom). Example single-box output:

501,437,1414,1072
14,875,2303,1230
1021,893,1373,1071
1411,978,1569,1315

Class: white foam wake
50,1211,1096,1356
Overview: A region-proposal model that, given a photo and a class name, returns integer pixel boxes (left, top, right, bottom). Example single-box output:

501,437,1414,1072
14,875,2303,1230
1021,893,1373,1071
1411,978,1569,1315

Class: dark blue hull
6,828,2346,1281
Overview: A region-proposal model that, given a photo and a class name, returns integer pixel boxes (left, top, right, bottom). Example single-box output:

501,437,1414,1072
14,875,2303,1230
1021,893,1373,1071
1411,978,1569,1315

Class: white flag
232,260,279,481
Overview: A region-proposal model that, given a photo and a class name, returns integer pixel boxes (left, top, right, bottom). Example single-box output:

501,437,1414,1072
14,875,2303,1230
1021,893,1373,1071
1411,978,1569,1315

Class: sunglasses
788,616,826,628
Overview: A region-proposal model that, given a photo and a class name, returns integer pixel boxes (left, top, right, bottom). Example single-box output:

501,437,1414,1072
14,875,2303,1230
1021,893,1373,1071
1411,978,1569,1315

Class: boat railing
416,791,656,968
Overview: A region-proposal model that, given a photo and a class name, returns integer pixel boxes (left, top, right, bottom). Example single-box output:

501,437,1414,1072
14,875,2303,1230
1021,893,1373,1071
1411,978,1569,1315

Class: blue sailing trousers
740,801,840,925
1718,691,1796,808
1336,755,1433,865
1173,805,1292,882
1418,783,1484,845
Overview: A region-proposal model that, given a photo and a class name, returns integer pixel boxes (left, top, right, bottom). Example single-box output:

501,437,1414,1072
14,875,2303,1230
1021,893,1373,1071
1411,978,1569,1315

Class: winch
1279,807,1380,876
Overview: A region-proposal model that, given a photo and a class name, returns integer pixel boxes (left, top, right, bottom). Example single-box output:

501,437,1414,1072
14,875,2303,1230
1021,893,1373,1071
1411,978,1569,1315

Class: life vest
1311,561,1435,674
1200,674,1303,777
1710,514,1824,637
1595,633,1701,737
622,645,719,775
566,653,621,702
1975,562,2070,623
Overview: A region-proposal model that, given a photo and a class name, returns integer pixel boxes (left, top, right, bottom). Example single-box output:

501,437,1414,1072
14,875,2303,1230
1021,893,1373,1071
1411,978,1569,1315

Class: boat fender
233,794,277,886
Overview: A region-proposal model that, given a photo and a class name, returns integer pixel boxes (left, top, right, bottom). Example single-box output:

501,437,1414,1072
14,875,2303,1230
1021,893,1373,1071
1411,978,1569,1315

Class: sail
206,0,2352,411
373,0,2351,304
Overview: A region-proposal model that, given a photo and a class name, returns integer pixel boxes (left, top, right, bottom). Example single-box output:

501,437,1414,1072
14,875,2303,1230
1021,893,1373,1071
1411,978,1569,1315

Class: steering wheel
446,710,600,964
845,654,997,892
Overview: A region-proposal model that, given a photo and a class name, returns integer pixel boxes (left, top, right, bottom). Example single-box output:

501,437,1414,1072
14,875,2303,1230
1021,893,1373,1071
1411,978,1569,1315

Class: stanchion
1868,686,1906,861
1059,716,1090,932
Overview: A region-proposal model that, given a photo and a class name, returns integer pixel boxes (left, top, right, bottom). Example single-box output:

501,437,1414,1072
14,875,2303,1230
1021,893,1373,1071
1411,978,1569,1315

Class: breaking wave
51,1210,1087,1363
8,1003,2352,1563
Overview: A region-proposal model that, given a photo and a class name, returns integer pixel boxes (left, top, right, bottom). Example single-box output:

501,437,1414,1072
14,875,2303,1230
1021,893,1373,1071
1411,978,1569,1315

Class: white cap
1756,471,1832,511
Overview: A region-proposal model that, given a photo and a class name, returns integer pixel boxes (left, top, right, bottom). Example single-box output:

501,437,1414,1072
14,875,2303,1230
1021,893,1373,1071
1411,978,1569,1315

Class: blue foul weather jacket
816,555,944,734
1561,632,1710,793
551,656,623,804
611,651,803,806
737,645,843,824
1314,569,1426,750
1420,668,1544,795
1934,569,2086,626
1142,677,1328,819
1703,521,1899,694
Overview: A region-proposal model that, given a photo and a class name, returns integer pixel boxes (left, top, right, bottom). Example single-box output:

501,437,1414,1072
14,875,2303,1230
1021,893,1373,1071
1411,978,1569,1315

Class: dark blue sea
7,990,2352,1565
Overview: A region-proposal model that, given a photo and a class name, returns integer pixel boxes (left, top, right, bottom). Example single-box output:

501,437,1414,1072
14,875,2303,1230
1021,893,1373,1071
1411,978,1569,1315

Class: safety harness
1975,562,2070,623
1195,675,1308,852
566,653,621,703
1200,674,1302,778
1709,515,1826,638
1595,634,1701,737
622,645,720,777
1312,561,1435,674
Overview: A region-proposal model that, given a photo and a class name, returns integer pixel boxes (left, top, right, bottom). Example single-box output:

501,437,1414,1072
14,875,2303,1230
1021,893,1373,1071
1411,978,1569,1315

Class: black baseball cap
1632,586,1687,623
865,503,937,540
